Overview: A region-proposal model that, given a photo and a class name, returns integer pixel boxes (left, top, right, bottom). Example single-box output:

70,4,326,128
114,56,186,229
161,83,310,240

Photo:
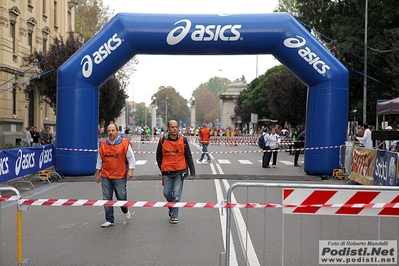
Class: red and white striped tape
55,146,340,154
1,196,399,216
283,189,399,216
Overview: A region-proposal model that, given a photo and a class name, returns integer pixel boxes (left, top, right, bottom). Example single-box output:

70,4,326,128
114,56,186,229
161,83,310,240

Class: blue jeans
102,178,128,223
199,144,211,161
163,172,184,218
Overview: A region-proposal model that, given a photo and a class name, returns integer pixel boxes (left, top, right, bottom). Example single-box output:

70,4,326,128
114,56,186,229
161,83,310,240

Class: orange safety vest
200,127,211,145
100,138,130,179
160,136,186,172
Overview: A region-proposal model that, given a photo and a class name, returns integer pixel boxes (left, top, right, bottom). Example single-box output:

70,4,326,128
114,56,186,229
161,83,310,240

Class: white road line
238,160,252,164
218,159,231,164
210,163,217,175
222,179,260,266
135,160,147,165
216,163,224,175
214,179,238,266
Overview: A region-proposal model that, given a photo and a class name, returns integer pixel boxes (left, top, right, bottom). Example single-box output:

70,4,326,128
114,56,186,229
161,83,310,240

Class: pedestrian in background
265,127,280,168
40,126,53,145
156,120,195,224
31,126,40,146
199,123,211,163
294,127,305,167
96,123,136,228
261,128,271,168
356,123,373,149
24,126,32,147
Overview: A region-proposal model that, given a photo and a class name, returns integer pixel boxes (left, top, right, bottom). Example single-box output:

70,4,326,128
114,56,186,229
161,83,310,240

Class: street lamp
363,0,368,124
165,97,169,126
219,69,223,127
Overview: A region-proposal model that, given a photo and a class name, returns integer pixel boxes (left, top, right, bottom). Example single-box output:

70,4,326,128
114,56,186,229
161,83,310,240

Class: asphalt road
1,142,396,266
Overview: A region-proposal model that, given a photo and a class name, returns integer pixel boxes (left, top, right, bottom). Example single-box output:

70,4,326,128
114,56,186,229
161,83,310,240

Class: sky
102,0,281,105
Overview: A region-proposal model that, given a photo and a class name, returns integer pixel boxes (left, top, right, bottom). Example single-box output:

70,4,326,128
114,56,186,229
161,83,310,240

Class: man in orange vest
199,123,211,163
156,120,195,224
96,123,136,228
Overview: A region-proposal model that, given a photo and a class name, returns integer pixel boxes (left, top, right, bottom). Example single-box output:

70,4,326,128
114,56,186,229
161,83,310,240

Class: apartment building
0,0,78,147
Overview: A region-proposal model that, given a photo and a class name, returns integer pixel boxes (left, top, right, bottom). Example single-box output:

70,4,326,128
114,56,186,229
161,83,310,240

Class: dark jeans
102,178,128,223
262,150,271,167
270,148,278,166
294,142,305,165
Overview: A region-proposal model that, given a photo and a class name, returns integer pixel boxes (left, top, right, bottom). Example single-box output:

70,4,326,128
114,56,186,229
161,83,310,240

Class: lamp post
165,96,169,126
151,96,157,130
219,69,223,128
363,0,368,124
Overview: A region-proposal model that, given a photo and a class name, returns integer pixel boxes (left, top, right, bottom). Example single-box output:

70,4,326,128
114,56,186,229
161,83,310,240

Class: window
9,7,20,55
10,21,15,54
42,37,47,52
27,18,36,53
28,32,33,53
54,1,57,26
42,0,46,14
12,87,17,115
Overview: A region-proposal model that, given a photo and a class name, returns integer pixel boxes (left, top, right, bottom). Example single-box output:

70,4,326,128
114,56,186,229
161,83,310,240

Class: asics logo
81,33,123,78
283,36,331,75
167,19,242,46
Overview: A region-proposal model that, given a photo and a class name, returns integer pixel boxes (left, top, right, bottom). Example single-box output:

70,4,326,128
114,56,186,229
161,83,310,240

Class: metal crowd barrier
221,182,399,266
0,187,22,265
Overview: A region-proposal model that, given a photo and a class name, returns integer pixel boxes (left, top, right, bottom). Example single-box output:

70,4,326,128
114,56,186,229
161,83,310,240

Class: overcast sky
102,0,281,105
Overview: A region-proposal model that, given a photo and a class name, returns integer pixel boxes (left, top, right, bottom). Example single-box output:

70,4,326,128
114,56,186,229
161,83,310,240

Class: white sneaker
101,221,114,228
272,165,276,168
124,211,131,221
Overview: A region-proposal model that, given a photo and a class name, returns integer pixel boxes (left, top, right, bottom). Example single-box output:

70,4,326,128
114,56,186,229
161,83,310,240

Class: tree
285,0,399,124
30,34,83,112
266,67,307,126
235,65,307,128
192,76,230,98
153,86,190,127
99,77,128,129
75,0,113,41
195,90,219,124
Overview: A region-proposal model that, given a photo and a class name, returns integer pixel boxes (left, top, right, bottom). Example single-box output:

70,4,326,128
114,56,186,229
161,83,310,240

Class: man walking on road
96,123,136,228
199,123,211,163
156,120,195,224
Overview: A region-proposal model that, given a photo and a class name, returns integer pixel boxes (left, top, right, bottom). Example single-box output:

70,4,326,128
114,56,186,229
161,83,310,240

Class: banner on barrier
374,150,399,186
349,147,376,185
0,144,55,183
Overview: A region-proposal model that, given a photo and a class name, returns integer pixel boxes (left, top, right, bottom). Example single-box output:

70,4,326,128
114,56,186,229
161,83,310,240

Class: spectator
31,126,41,146
356,123,373,149
265,127,280,168
294,127,305,167
24,126,32,147
40,126,53,145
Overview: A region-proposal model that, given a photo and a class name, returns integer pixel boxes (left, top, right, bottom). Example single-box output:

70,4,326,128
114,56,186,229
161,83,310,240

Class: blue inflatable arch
57,13,348,176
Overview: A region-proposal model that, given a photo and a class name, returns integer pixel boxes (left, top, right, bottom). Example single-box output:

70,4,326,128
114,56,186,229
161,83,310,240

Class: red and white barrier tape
1,196,399,211
56,145,340,154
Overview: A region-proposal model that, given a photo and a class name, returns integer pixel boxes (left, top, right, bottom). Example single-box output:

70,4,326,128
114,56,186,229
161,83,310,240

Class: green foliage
99,77,128,129
192,76,231,98
75,0,113,41
289,0,399,124
32,34,84,112
153,86,190,127
235,65,307,127
195,90,219,124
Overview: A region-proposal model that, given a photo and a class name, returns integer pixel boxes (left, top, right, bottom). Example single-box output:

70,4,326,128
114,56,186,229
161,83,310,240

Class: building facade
220,75,247,129
0,0,77,148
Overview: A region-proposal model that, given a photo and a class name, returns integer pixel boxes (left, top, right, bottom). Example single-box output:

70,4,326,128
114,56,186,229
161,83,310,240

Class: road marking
221,179,260,266
214,179,238,266
238,160,252,164
218,159,231,164
135,160,147,165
